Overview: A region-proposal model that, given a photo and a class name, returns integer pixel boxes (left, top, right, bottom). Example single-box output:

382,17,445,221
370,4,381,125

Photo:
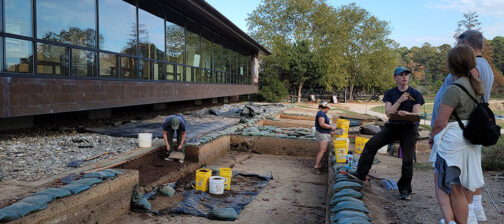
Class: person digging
162,114,186,163
349,67,424,200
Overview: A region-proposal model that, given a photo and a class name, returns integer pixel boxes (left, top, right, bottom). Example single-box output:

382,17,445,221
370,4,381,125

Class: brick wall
0,77,257,118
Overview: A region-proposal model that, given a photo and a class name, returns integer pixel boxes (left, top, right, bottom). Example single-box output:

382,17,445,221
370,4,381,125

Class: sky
206,0,504,48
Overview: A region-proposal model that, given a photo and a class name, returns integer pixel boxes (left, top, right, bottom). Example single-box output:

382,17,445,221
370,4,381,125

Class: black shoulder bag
452,83,500,146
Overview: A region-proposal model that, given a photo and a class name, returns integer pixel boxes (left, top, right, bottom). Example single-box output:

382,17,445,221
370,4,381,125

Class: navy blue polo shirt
383,87,424,123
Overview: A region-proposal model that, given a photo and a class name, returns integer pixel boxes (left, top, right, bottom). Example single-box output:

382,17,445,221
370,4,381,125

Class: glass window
186,30,200,68
99,0,136,55
138,9,164,60
231,51,238,74
5,38,33,73
71,49,96,77
166,22,184,64
153,62,164,80
121,57,137,79
0,38,2,71
5,0,32,37
0,1,2,32
186,66,194,82
99,53,117,78
37,43,68,75
201,36,212,70
204,69,212,83
166,64,175,81
37,0,96,47
213,42,223,72
177,65,185,82
138,59,151,80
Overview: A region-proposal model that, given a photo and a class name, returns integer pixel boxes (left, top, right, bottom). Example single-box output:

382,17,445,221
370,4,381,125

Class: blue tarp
163,172,272,221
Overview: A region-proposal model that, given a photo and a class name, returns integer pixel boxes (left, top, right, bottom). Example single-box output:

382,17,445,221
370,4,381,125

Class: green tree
313,3,396,99
247,0,325,50
258,77,289,102
488,36,504,75
285,40,327,103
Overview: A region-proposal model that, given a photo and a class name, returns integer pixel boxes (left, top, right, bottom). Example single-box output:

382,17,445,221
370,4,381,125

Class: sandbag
0,209,20,222
159,185,175,197
333,189,363,199
102,169,122,175
98,171,116,179
336,217,371,224
61,183,90,194
330,201,369,213
33,188,71,199
132,198,151,210
329,196,364,207
83,171,115,179
61,173,81,184
2,202,46,216
71,177,103,186
360,125,381,135
131,185,151,210
334,177,363,185
19,195,54,207
330,210,371,222
332,181,363,193
208,207,238,221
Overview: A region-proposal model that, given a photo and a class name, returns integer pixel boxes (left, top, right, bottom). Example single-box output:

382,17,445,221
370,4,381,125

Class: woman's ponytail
468,73,484,96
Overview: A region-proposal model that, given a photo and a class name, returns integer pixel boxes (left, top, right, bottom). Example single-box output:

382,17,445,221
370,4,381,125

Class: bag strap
452,111,465,130
450,83,476,130
452,83,479,104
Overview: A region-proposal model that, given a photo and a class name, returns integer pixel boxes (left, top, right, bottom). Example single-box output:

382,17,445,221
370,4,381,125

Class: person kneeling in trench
162,114,186,163
313,101,336,175
349,67,424,200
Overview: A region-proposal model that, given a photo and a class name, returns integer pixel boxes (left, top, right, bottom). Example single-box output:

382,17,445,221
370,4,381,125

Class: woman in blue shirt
313,101,335,175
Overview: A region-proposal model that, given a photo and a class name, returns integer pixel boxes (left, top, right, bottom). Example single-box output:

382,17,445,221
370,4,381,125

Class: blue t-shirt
431,75,453,127
383,86,424,123
315,110,331,133
431,57,494,127
162,114,186,132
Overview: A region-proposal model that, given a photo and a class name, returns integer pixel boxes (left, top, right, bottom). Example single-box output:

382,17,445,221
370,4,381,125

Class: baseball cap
320,101,332,109
394,67,412,76
171,117,180,130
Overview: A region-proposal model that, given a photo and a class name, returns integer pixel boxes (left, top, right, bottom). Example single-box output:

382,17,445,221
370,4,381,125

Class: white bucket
208,176,225,195
377,145,388,154
138,133,152,148
312,127,316,135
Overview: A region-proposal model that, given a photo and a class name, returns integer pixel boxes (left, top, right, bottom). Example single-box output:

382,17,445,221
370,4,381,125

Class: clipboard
389,113,421,122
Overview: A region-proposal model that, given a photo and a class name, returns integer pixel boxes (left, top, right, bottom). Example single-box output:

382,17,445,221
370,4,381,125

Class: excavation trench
112,133,329,224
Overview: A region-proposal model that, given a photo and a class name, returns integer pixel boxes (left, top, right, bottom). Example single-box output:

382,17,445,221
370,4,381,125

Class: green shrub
259,77,288,102
482,138,504,171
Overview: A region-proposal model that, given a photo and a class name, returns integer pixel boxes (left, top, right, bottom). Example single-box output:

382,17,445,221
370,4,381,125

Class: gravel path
0,130,164,182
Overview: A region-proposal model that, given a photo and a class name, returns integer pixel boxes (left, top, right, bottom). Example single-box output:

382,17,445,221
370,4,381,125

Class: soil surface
113,151,328,224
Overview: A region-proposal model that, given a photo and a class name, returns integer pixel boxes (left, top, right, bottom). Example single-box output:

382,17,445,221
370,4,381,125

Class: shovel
66,151,110,167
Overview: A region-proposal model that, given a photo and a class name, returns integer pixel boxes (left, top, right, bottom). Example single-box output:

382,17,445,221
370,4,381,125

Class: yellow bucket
355,137,369,154
335,119,350,138
333,138,348,163
219,168,232,190
195,168,212,192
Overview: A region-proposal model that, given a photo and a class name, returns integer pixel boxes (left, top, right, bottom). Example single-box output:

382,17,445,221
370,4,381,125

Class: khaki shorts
315,130,331,142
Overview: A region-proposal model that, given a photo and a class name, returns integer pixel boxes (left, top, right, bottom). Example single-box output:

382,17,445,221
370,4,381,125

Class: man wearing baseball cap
162,114,187,163
349,66,424,200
